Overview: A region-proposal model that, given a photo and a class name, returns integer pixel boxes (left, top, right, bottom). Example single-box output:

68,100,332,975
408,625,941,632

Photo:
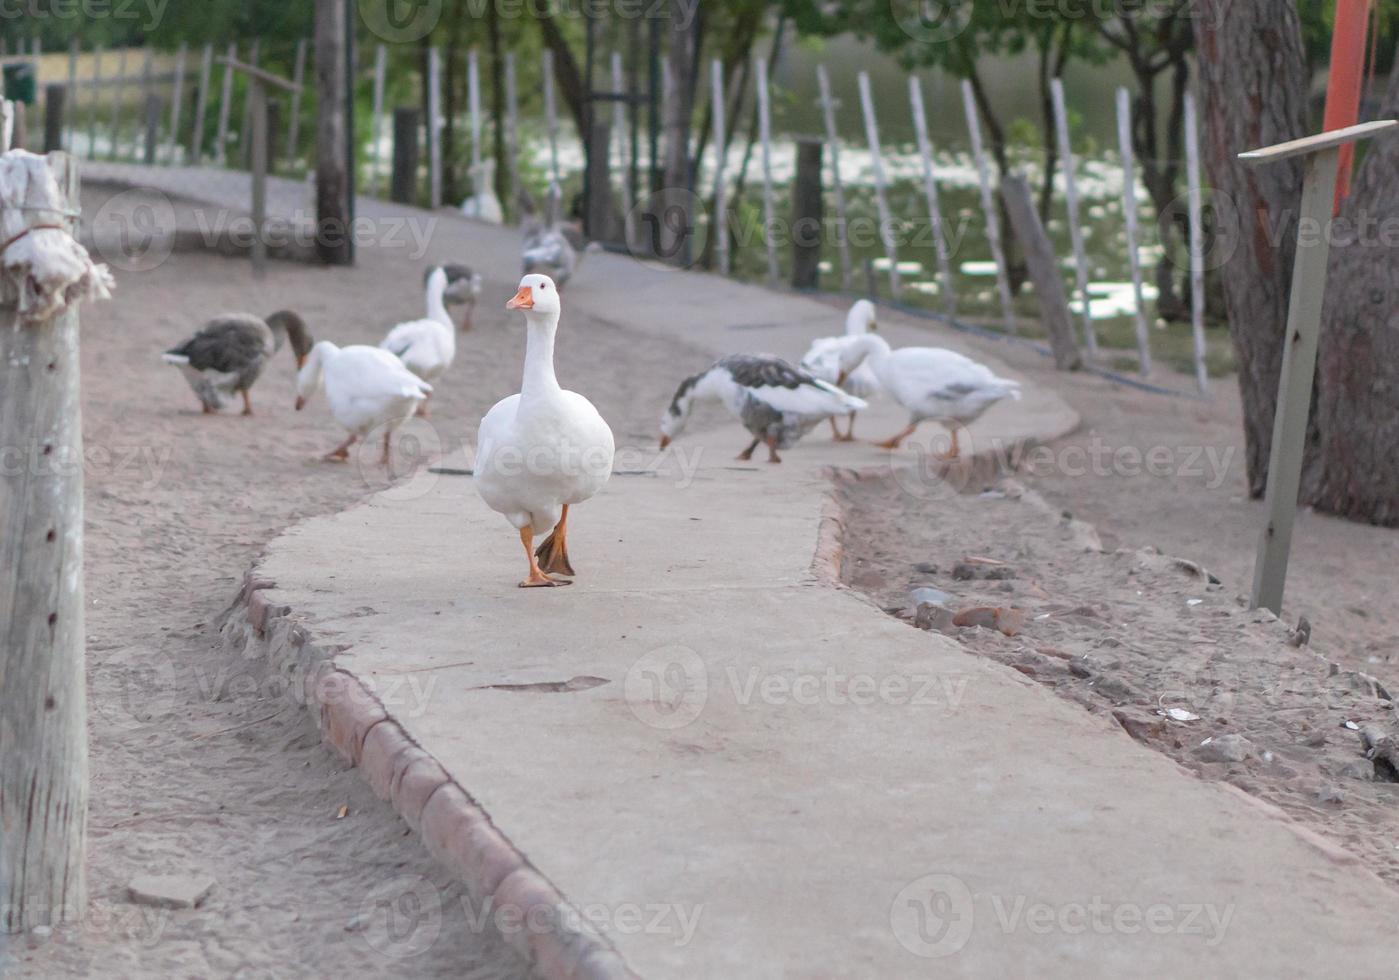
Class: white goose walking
475,274,615,588
296,342,431,466
379,266,458,416
834,335,1020,455
800,299,882,441
659,354,866,463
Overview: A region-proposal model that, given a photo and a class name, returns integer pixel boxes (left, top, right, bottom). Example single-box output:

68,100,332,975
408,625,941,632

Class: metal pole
1183,90,1209,393
191,44,213,163
815,64,852,292
166,42,187,162
755,56,779,285
908,75,955,314
858,70,900,297
1050,77,1097,356
1116,87,1151,374
960,79,1015,332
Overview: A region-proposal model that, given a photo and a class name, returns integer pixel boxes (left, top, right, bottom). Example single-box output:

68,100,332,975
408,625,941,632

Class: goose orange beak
659,434,671,450
506,286,533,310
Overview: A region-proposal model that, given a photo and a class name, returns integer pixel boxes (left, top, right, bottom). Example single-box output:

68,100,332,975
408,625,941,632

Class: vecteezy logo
90,651,181,734
356,875,442,958
889,0,973,45
624,645,708,730
357,0,443,43
890,873,974,958
887,421,975,503
626,188,704,270
1157,188,1241,273
90,188,176,273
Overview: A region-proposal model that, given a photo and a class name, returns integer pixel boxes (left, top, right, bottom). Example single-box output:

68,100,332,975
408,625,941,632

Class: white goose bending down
835,335,1020,455
296,342,431,466
475,274,615,588
659,354,867,463
379,266,458,416
800,298,882,441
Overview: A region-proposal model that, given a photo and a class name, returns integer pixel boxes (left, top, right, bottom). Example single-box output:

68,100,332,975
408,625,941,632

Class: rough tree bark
1304,53,1399,524
659,0,699,264
1196,0,1309,497
314,0,352,265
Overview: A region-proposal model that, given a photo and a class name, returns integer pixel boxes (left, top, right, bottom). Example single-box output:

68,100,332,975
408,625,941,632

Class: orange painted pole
1323,0,1371,210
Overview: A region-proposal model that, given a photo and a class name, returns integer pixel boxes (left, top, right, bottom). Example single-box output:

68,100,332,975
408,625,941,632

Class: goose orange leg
938,429,961,460
828,417,842,440
874,423,919,450
323,434,357,462
240,389,255,416
519,526,570,588
534,504,576,577
765,436,782,463
839,413,858,442
736,437,761,461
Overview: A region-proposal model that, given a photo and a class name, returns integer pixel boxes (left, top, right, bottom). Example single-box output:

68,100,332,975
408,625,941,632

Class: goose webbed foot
322,434,357,462
534,505,576,577
765,438,782,464
519,526,573,588
240,390,254,416
736,437,761,461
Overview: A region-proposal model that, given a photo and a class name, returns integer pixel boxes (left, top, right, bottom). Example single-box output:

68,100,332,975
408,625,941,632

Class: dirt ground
4,186,702,978
835,340,1399,886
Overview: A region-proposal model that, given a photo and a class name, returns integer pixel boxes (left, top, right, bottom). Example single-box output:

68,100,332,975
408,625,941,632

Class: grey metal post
1115,87,1151,374
961,79,1015,332
709,57,728,274
191,43,212,162
1050,76,1097,356
755,55,779,285
908,74,955,314
858,70,900,296
815,64,852,292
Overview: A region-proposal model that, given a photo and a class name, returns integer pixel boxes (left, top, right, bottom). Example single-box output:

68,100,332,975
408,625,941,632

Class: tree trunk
314,0,352,265
487,2,508,217
1196,0,1309,496
658,0,699,264
1303,52,1399,524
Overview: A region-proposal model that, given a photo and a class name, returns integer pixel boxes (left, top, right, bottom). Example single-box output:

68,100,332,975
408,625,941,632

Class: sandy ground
836,341,1399,886
4,187,702,977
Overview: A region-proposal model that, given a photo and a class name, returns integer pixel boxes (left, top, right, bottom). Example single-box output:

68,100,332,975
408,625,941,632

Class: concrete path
94,164,1399,976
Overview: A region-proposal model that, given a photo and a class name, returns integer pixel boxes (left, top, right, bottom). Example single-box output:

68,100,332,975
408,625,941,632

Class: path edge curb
220,572,644,980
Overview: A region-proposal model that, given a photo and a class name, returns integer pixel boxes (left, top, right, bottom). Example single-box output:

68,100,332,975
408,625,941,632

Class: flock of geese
162,250,1019,587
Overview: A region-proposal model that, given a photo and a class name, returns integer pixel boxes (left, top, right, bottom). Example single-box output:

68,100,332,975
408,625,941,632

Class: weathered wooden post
815,65,852,292
1241,119,1397,614
908,74,955,315
314,0,352,264
708,57,729,275
755,56,779,285
0,147,112,935
857,70,900,297
1115,87,1151,375
1050,76,1097,355
960,79,1015,332
44,84,65,153
1002,174,1081,371
391,106,420,205
790,137,823,290
426,47,442,209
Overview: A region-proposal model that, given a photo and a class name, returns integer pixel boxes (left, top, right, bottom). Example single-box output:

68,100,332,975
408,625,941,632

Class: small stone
1068,661,1093,679
1091,675,1137,703
983,566,1016,581
1194,733,1254,764
952,605,998,629
914,602,958,634
994,607,1027,637
127,874,217,910
1315,784,1346,805
951,563,978,581
913,562,939,574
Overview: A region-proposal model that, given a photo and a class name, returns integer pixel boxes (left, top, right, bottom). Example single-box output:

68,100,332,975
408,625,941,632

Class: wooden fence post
815,64,852,292
314,0,352,264
250,80,268,278
166,42,187,162
708,57,729,274
1050,77,1097,356
1003,175,1081,370
44,84,65,153
468,47,482,174
239,39,261,167
110,47,128,159
1183,89,1209,393
960,79,1015,332
191,43,212,162
215,42,235,164
791,137,823,289
0,151,98,935
392,106,420,205
504,52,520,221
369,44,386,192
143,94,160,165
87,46,103,159
755,55,779,285
1116,87,1151,374
65,39,78,151
908,74,955,315
426,47,442,208
857,70,900,297
613,52,635,249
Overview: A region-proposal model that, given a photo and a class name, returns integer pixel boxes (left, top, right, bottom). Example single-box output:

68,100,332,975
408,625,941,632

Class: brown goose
162,311,312,415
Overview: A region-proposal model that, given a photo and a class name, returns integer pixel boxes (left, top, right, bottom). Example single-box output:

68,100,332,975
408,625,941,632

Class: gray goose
162,311,312,415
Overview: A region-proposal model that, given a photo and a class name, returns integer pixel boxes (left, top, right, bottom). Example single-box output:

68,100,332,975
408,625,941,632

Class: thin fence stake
908,74,955,315
215,42,235,164
858,70,900,297
191,43,212,162
755,55,779,285
468,47,482,174
815,65,852,292
87,46,103,159
1184,89,1209,393
166,42,187,163
65,39,78,151
427,46,443,208
960,79,1015,332
369,44,386,191
614,51,635,248
709,57,729,275
239,39,260,167
1050,76,1097,356
139,47,154,154
542,49,559,186
110,47,128,159
1116,86,1151,375
505,51,519,221
288,39,308,169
